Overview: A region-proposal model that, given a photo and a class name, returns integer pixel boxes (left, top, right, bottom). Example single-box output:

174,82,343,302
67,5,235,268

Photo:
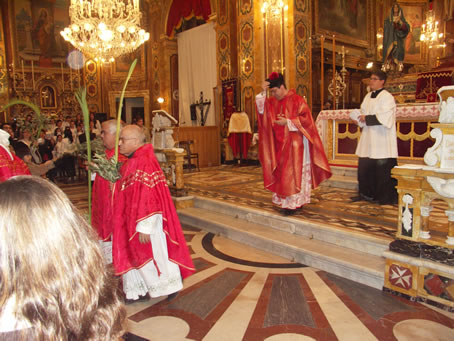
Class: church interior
1,0,454,340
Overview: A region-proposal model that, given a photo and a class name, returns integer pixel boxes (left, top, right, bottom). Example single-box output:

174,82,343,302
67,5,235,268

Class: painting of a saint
399,3,424,64
14,0,69,66
32,7,56,58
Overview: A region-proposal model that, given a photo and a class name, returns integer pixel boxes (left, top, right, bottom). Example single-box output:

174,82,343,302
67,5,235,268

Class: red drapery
166,0,212,37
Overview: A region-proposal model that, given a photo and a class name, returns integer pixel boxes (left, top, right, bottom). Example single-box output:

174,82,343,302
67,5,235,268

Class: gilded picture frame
111,46,146,79
315,0,372,48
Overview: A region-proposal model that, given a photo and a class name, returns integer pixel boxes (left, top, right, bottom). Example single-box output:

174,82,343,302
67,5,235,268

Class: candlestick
332,35,335,110
61,63,65,91
320,35,324,110
70,65,73,91
12,63,16,91
31,60,35,90
21,59,25,91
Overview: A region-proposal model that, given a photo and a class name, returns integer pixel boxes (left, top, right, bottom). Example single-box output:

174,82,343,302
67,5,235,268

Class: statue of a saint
382,3,409,72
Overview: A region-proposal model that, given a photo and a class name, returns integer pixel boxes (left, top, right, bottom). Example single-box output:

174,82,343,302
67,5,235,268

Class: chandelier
420,9,445,49
60,0,150,63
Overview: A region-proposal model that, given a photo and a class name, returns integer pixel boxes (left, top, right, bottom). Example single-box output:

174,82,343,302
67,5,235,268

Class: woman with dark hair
0,176,126,339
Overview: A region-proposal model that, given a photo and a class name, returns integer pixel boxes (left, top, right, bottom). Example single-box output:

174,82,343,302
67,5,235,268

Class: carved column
419,206,433,239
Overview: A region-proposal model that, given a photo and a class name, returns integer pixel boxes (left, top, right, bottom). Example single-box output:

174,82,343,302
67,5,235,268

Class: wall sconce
366,62,374,69
262,0,288,76
157,97,164,104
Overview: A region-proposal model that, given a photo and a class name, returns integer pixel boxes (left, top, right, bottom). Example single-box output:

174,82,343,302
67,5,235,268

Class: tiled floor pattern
60,167,454,340
121,230,454,340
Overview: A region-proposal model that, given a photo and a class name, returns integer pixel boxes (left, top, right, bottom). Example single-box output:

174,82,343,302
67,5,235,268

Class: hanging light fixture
420,7,445,49
60,0,150,63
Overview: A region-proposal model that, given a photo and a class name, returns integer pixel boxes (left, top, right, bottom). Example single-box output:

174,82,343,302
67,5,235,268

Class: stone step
323,166,358,190
178,197,387,290
190,197,389,257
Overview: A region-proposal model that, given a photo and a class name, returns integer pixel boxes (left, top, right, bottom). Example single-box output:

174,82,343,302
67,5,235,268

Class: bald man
91,120,126,257
113,125,194,301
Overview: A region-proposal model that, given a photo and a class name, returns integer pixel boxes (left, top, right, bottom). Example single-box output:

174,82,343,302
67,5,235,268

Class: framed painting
111,46,146,79
398,1,426,64
315,0,371,48
11,0,70,67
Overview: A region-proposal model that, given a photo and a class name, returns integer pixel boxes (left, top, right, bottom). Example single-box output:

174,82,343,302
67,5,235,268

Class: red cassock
91,149,127,241
257,90,331,197
112,144,195,278
0,146,31,182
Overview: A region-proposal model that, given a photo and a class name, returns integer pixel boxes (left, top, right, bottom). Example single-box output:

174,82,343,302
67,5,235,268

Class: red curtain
166,0,212,37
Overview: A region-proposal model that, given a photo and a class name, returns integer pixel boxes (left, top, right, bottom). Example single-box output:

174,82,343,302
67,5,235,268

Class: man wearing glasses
351,70,398,205
112,125,194,303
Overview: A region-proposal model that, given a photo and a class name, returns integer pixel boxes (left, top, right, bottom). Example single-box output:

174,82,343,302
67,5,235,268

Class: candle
61,63,65,91
70,65,73,91
332,35,335,110
31,60,35,90
12,63,16,91
21,59,25,90
320,35,324,110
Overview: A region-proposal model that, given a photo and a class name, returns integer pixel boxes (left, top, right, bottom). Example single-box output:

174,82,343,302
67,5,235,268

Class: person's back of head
0,176,126,340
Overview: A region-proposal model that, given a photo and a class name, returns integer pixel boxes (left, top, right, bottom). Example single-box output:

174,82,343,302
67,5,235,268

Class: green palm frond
2,99,45,141
114,59,137,162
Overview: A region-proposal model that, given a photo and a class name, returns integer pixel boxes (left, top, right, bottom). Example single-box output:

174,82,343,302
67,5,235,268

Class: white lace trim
273,136,312,209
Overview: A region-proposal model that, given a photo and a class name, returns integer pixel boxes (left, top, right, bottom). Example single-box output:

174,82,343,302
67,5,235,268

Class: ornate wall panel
0,8,8,114
293,0,312,105
84,60,101,114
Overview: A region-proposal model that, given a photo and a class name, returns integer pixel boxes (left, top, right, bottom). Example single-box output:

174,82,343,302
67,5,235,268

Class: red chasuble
112,144,195,278
257,89,331,197
91,149,127,241
0,146,31,182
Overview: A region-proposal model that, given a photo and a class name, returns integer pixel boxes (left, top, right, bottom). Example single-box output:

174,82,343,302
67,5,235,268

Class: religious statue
382,3,409,72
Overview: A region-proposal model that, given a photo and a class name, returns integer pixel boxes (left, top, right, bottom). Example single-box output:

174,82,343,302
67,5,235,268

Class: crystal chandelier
420,9,445,49
60,0,150,63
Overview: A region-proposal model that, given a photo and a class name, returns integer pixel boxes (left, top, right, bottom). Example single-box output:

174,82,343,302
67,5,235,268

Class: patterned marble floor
60,167,454,341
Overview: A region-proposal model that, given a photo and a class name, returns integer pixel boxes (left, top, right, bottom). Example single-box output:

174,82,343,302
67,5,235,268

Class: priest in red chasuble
0,129,30,182
113,125,194,301
255,72,332,215
91,120,127,257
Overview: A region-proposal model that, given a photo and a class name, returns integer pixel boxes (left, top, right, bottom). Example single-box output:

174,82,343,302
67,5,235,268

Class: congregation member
0,176,126,339
0,129,30,182
135,117,151,142
351,69,398,205
113,125,194,301
255,72,331,215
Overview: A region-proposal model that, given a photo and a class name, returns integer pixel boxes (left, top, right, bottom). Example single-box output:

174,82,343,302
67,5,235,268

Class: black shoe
281,208,297,216
350,196,363,202
167,291,179,301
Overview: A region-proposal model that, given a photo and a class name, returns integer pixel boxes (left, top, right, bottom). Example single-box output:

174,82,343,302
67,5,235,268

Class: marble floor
60,166,454,341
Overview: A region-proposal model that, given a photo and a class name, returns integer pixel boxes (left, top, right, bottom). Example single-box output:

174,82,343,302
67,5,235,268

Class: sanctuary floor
61,166,454,340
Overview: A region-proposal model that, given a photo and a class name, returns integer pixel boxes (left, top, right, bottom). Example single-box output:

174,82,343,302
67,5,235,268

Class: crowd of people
1,112,102,183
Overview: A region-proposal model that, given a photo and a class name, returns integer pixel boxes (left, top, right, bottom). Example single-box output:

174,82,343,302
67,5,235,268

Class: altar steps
178,196,389,290
321,165,358,190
